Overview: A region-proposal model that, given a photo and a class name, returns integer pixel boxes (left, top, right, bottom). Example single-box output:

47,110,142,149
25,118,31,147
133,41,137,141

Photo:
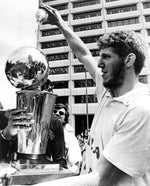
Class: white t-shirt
64,124,82,173
81,71,150,186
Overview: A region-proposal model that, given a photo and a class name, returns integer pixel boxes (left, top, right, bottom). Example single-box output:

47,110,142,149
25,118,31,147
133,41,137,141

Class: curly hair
55,103,69,123
97,31,146,75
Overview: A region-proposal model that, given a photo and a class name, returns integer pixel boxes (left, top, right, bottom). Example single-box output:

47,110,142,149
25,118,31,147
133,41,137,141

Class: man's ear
124,53,136,68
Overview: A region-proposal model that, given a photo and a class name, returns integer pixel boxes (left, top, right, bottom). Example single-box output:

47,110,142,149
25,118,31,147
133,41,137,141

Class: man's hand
2,109,34,140
40,3,63,25
0,163,17,184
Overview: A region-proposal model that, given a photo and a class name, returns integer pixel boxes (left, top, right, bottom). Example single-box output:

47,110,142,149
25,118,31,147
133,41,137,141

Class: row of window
49,75,147,104
44,27,149,60
107,4,137,15
73,10,101,20
73,0,100,8
42,28,61,37
42,3,148,27
41,40,68,49
49,64,149,83
145,15,150,22
73,22,102,32
50,75,147,90
106,0,119,2
143,2,150,9
50,66,68,75
42,36,99,49
46,49,99,61
74,79,96,88
52,79,96,89
47,53,68,61
42,1,150,11
108,17,139,27
49,65,87,75
55,95,97,104
74,49,99,59
41,15,150,37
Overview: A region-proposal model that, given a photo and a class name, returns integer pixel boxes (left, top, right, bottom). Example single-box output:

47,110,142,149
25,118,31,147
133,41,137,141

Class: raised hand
39,4,63,25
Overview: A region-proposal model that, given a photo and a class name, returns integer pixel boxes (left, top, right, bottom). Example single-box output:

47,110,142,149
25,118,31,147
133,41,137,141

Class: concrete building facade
37,0,150,135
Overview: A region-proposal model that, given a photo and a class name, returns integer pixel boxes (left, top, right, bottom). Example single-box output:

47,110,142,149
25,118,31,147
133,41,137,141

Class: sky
0,0,39,109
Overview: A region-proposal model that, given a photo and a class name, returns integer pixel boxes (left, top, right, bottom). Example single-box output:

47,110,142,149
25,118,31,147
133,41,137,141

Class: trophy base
3,153,74,185
6,165,74,185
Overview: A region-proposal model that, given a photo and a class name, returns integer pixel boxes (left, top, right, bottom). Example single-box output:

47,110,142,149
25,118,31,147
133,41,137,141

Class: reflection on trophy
5,46,57,161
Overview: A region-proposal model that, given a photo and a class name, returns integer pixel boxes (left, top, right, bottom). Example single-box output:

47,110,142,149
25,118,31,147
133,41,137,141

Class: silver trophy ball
5,46,48,90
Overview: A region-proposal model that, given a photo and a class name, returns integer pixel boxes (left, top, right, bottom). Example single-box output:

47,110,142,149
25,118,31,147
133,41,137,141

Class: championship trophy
4,46,73,185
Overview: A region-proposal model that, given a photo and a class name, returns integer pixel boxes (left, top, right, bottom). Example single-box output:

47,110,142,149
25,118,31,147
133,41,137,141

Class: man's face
98,47,125,89
53,108,66,124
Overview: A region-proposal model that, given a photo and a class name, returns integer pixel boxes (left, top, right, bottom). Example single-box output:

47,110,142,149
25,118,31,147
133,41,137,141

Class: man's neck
110,76,139,98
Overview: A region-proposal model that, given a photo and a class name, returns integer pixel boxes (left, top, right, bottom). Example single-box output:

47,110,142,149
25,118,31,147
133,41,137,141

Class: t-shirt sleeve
103,105,150,177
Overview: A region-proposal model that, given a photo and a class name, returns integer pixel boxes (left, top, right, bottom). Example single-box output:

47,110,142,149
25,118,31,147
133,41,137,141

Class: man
33,4,150,186
53,103,82,175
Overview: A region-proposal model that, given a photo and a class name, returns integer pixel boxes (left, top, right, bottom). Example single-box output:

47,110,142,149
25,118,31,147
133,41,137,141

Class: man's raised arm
41,4,98,81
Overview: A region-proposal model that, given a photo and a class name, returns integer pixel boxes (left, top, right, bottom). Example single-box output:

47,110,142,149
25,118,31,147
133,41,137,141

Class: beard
103,59,125,90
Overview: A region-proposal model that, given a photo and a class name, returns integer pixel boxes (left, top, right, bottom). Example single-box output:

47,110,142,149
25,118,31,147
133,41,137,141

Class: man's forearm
55,19,97,80
57,18,92,61
34,171,99,186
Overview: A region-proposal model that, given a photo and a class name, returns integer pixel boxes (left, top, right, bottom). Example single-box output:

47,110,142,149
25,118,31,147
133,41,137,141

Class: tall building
37,0,150,135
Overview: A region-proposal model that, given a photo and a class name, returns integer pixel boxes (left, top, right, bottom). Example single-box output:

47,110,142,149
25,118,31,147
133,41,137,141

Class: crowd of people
0,3,150,186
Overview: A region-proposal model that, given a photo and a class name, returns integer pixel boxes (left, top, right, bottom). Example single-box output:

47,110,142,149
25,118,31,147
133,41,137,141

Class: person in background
32,4,150,186
53,103,82,175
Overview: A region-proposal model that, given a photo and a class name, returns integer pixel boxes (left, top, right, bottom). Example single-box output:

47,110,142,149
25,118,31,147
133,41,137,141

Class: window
134,30,141,33
145,15,150,22
41,40,68,49
106,0,119,2
90,49,99,56
73,22,102,32
42,29,61,37
81,36,100,44
108,17,139,27
107,5,137,15
75,95,97,103
75,115,94,136
46,53,68,61
62,15,68,21
73,10,101,20
50,66,68,75
73,0,100,8
74,79,96,88
143,2,150,9
138,76,147,84
56,96,68,104
74,65,86,73
147,29,150,36
52,4,68,11
52,81,68,89
42,0,55,2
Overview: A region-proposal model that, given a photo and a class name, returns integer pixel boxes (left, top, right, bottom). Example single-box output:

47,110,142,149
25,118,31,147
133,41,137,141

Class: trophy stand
4,46,74,185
